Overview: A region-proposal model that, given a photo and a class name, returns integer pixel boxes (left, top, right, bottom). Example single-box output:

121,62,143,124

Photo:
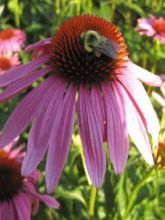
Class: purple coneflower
0,140,59,220
0,54,20,75
0,15,161,192
0,28,26,55
136,15,165,44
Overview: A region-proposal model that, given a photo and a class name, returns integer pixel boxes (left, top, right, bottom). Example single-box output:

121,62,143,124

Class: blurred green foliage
0,0,165,219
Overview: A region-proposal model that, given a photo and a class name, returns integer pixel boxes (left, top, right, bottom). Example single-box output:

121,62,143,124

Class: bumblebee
81,30,120,59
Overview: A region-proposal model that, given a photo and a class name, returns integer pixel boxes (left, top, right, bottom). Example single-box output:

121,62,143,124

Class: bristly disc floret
50,15,128,86
0,156,23,201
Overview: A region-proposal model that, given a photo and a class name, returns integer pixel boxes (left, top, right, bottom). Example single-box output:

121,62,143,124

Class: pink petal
0,66,52,103
25,182,60,209
160,74,165,81
46,84,76,192
91,86,107,141
8,201,18,220
0,56,49,87
0,77,56,148
126,61,162,86
25,38,52,52
13,193,31,220
31,199,39,216
136,16,156,36
102,83,128,174
78,86,106,188
22,77,66,176
27,170,40,184
37,195,60,209
0,201,17,220
119,72,160,145
119,83,154,165
152,91,165,108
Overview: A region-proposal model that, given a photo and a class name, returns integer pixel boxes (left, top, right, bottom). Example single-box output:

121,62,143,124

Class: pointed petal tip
94,181,103,189
46,183,55,194
21,160,33,177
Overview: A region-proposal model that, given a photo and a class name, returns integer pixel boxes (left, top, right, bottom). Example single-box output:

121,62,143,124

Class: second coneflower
0,140,59,220
0,15,161,192
0,54,20,75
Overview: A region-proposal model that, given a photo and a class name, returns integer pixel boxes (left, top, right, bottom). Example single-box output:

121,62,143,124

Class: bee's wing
97,39,120,59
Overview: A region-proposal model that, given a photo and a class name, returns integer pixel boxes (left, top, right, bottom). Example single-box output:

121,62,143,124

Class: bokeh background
0,0,165,219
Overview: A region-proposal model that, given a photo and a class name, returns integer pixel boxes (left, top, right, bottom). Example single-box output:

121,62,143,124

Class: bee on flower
0,15,162,192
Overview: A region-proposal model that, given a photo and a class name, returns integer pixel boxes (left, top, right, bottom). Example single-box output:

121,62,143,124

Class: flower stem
122,169,155,220
55,0,60,15
76,0,81,15
88,185,97,217
14,0,20,27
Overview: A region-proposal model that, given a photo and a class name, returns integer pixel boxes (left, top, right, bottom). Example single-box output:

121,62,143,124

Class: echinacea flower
0,53,20,75
0,15,161,192
136,15,165,44
0,140,59,220
0,28,26,55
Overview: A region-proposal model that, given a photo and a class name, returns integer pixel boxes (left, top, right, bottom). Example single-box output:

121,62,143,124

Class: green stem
151,40,160,73
76,0,81,16
142,53,147,69
148,40,160,94
55,0,60,15
87,0,92,14
88,185,97,217
122,169,155,220
14,0,20,27
110,0,116,21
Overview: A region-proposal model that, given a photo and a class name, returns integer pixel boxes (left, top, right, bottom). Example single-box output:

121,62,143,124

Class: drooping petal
13,193,31,220
119,83,154,165
24,181,60,209
91,85,107,141
0,77,56,148
8,201,18,220
0,66,52,102
0,201,16,220
22,77,66,176
25,38,52,52
152,91,165,108
78,85,106,188
119,72,160,145
46,84,76,193
102,83,128,174
126,61,162,86
0,56,49,87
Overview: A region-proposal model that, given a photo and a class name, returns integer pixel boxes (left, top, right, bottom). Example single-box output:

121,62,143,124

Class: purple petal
0,77,56,148
13,193,31,220
91,86,107,141
46,84,76,193
119,83,154,165
102,83,128,174
119,72,160,145
126,61,162,86
22,77,66,176
0,66,52,103
25,38,52,52
0,201,13,220
25,179,60,209
78,86,106,188
0,56,49,87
